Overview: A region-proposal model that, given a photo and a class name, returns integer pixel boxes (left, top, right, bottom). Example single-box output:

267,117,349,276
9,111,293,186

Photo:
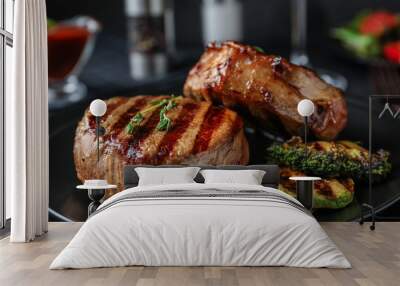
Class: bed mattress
50,183,351,269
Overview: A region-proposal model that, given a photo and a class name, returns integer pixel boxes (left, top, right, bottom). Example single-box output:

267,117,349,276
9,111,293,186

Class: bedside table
289,176,321,210
77,182,117,216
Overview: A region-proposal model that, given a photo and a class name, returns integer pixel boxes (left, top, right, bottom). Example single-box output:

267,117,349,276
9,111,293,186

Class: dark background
47,0,400,50
46,0,400,221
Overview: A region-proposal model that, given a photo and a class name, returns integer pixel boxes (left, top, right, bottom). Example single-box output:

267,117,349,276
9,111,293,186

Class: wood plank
0,222,399,286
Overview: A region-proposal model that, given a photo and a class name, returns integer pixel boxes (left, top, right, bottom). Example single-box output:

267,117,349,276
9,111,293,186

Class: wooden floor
0,222,399,286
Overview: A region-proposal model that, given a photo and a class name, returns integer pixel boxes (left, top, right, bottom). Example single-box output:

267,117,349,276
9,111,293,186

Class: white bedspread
50,183,351,269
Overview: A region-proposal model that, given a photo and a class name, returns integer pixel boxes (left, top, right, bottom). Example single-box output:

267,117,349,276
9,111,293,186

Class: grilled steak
183,41,348,140
74,95,249,193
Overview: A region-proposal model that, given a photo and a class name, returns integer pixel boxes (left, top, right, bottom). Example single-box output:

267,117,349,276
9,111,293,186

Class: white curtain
8,0,49,242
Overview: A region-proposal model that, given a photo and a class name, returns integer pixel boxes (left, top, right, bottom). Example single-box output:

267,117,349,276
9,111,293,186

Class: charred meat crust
183,41,348,140
74,95,249,194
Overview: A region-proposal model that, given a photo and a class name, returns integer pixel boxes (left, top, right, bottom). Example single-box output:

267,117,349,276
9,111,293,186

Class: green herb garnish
125,95,181,134
126,112,144,134
149,98,167,106
156,99,177,131
253,46,265,53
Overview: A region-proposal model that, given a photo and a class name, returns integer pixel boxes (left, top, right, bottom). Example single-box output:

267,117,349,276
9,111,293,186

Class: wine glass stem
290,0,310,66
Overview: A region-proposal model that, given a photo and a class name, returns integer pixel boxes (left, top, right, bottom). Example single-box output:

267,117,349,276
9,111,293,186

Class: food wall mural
47,0,400,222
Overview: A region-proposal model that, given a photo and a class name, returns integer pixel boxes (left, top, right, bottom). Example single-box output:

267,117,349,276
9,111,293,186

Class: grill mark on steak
207,109,242,151
118,99,185,164
159,101,212,164
105,96,169,160
103,97,129,121
104,98,148,142
154,102,201,163
193,106,226,154
122,109,162,164
102,96,149,132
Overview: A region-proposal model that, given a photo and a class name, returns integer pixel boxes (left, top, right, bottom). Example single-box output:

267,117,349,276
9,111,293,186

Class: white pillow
135,167,201,186
200,169,266,185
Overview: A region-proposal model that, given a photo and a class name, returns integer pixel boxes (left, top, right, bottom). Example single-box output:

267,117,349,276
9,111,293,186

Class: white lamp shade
297,99,315,117
90,99,107,117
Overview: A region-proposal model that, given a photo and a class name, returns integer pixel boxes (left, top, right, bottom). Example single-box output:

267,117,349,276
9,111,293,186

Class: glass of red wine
290,0,348,91
48,16,100,109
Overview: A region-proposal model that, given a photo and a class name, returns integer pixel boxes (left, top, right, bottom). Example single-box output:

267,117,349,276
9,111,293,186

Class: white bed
50,182,351,269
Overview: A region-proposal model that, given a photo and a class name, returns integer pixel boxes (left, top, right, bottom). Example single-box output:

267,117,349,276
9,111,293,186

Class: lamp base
296,180,313,210
87,189,106,216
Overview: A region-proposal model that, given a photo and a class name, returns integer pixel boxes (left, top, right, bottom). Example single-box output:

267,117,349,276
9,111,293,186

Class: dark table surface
49,33,400,222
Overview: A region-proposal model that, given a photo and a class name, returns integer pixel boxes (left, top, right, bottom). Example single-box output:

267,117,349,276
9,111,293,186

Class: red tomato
359,11,398,37
383,41,400,63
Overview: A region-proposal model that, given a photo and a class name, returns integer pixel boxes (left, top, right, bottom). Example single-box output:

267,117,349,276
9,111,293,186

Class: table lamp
77,99,116,216
89,99,107,163
291,99,319,210
297,99,315,157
